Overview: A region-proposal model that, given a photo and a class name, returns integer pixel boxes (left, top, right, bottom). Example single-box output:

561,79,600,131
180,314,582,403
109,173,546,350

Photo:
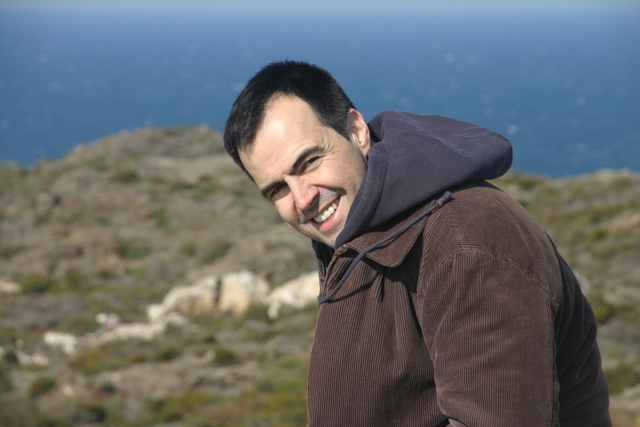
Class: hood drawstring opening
317,191,452,304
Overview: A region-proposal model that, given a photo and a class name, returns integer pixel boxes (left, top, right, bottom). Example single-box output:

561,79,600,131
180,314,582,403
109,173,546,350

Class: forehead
260,95,323,140
239,96,328,183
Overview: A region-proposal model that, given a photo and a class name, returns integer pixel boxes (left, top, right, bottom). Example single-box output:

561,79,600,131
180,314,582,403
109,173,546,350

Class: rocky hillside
0,126,638,426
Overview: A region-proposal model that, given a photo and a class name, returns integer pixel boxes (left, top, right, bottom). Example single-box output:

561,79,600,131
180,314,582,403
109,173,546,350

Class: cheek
340,166,366,193
274,199,297,225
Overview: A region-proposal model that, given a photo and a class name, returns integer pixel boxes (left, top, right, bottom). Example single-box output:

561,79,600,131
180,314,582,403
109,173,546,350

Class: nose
285,176,317,213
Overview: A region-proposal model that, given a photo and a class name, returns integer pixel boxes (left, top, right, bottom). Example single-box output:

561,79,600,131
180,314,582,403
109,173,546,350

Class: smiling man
223,61,611,426
239,95,370,247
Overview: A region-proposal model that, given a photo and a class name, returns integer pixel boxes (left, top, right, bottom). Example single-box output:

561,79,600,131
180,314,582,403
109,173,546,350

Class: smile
313,202,338,223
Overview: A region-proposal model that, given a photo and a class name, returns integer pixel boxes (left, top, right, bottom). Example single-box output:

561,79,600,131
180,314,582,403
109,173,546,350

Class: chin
319,235,337,248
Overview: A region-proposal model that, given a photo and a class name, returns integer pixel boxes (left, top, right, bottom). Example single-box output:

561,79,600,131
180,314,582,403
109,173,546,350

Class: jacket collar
342,199,439,268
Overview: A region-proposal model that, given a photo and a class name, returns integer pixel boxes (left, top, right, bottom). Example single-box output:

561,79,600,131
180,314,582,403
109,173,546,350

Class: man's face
239,95,371,248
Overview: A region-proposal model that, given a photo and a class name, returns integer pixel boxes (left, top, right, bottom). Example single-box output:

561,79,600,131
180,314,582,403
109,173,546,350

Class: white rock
0,279,21,295
161,311,198,332
62,384,76,397
267,272,319,319
96,312,120,328
43,331,79,356
17,350,50,367
95,322,166,344
218,271,270,315
146,303,166,323
160,275,219,316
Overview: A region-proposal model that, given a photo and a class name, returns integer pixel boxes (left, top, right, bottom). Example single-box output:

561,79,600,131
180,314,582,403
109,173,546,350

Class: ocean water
0,8,639,177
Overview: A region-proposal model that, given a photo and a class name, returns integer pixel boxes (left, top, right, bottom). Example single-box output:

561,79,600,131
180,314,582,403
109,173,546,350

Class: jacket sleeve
417,248,559,427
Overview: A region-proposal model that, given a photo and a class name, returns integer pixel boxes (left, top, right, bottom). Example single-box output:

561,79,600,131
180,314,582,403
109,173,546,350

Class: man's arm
418,248,559,427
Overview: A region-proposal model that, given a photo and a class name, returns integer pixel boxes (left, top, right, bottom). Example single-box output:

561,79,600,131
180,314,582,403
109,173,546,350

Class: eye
268,183,287,202
303,157,320,170
270,184,283,197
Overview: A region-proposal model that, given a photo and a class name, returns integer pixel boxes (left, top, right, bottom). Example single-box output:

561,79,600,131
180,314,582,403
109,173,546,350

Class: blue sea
1,7,639,177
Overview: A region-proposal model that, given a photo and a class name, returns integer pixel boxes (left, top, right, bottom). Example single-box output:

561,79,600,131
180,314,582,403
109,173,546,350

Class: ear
347,108,371,158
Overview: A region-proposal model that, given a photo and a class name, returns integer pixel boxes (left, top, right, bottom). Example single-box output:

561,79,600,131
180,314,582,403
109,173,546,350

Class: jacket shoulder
424,181,563,299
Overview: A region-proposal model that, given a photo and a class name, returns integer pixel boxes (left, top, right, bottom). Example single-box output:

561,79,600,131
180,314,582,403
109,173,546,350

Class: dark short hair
223,60,356,175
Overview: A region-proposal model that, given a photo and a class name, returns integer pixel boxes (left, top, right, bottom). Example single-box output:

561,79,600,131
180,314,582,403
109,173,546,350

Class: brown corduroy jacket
308,181,611,426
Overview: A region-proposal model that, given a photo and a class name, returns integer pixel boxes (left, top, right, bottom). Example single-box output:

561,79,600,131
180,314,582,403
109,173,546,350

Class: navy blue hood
334,111,512,248
312,111,512,303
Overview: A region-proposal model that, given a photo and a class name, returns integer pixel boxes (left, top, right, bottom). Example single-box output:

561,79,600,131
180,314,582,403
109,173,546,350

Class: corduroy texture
307,182,610,427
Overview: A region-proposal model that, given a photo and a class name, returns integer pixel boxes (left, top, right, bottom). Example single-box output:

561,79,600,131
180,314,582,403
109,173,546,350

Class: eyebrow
260,145,325,199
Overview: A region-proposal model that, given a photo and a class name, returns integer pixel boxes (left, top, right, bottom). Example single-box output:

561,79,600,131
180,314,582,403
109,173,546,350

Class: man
224,61,611,426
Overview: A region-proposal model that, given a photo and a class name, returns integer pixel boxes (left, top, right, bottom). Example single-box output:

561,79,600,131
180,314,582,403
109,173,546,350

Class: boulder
150,275,219,321
96,312,120,328
93,322,166,344
218,271,270,315
267,272,319,319
16,350,50,367
43,331,79,356
0,279,21,295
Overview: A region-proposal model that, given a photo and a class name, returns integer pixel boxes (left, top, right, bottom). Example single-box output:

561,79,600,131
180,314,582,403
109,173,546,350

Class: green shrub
168,181,195,192
58,314,101,336
0,363,13,394
587,292,617,324
178,239,197,257
0,244,23,259
604,360,640,394
11,271,56,293
513,174,545,190
241,380,308,426
111,168,139,183
197,238,231,264
28,376,57,398
35,416,73,427
243,303,270,322
85,155,108,171
0,326,21,347
54,268,86,293
147,207,170,231
0,395,39,426
68,346,130,375
587,291,640,326
212,345,238,365
586,227,611,244
188,333,218,357
114,239,152,259
68,340,182,375
75,403,107,423
195,176,223,198
94,268,117,280
146,391,216,424
153,344,182,362
609,175,633,190
2,350,19,367
201,356,308,427
201,333,217,344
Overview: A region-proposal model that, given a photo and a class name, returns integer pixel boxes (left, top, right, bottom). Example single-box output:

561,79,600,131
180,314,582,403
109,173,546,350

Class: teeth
313,202,338,223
